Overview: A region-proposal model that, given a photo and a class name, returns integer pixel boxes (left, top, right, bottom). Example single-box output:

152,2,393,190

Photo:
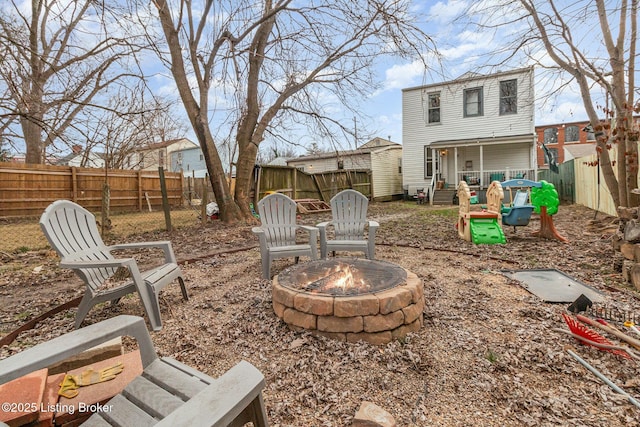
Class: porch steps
431,189,457,205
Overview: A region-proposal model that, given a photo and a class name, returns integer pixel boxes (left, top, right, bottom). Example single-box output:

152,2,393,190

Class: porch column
454,147,458,187
479,145,484,188
431,148,436,181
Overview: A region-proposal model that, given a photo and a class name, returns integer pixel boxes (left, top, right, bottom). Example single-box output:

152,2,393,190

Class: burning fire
304,262,369,294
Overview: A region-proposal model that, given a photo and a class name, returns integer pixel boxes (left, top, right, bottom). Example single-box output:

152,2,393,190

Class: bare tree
151,0,435,223
70,86,187,169
464,0,638,209
256,144,299,165
520,0,638,209
0,0,149,164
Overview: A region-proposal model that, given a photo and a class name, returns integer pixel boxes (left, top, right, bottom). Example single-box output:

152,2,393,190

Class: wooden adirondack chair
39,200,188,331
252,193,318,279
0,315,268,427
317,189,379,260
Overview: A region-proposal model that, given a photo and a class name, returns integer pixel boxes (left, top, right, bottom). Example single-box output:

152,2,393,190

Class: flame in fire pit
302,262,369,295
278,258,407,296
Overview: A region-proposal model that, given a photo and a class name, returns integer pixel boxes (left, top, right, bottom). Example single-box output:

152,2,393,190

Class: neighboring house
170,146,208,177
56,145,105,168
402,67,536,201
286,137,403,201
127,138,198,171
266,156,291,166
535,120,596,168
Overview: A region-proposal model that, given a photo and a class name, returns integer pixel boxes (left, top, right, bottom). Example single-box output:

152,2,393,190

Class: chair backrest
40,200,117,292
330,190,368,240
257,193,299,247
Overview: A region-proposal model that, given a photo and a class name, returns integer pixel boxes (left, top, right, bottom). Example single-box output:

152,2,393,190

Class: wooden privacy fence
0,163,183,218
537,160,575,203
255,166,371,202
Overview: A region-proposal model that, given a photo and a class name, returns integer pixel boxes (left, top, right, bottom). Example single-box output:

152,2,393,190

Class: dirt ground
2,201,640,426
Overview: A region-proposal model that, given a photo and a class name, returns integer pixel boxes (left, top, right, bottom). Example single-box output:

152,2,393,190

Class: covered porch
426,134,537,201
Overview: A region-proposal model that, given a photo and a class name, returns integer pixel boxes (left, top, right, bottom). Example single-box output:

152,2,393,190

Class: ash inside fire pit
277,258,407,296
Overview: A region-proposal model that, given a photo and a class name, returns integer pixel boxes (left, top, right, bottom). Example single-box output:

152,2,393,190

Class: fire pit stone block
317,315,364,333
375,287,414,315
294,293,334,316
283,308,317,330
392,319,422,340
272,278,299,306
363,311,405,333
334,295,380,317
402,299,425,324
273,300,287,318
404,272,424,303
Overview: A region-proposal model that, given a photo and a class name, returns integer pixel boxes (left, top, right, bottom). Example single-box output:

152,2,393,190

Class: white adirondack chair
317,189,378,259
252,193,318,279
0,315,268,427
39,200,188,331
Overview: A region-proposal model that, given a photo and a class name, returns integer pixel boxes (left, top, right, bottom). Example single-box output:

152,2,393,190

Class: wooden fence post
137,170,143,212
158,167,172,232
71,167,78,202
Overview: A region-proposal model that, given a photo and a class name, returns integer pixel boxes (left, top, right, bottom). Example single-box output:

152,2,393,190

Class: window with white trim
427,92,440,123
464,87,483,117
499,79,517,115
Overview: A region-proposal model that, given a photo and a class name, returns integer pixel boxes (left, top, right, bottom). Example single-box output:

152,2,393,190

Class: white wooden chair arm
157,360,267,427
315,221,331,230
109,241,177,264
0,316,157,385
298,225,319,236
60,258,137,270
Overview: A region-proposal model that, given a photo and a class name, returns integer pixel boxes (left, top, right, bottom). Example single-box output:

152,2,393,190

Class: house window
337,160,344,169
565,125,580,142
463,87,483,117
499,79,517,115
544,128,558,144
428,92,441,123
398,158,402,174
424,146,439,178
200,154,204,161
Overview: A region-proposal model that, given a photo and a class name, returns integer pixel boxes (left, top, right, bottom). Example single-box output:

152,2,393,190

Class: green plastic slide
469,217,506,244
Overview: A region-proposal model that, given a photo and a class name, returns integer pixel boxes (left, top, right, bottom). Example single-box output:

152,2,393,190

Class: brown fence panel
255,166,371,202
0,163,183,218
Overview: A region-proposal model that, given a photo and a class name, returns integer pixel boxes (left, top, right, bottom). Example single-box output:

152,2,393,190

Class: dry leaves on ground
1,202,640,426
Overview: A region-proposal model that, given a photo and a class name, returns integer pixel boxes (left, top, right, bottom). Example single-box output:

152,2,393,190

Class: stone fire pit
272,258,424,345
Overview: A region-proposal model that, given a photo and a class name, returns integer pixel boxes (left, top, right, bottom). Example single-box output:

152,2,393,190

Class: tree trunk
532,206,568,243
21,114,44,164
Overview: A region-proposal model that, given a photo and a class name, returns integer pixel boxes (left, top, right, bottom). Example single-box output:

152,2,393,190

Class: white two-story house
402,67,537,202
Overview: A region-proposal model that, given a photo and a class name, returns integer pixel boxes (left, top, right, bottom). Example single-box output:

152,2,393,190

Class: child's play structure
457,180,506,244
500,179,540,231
457,179,567,244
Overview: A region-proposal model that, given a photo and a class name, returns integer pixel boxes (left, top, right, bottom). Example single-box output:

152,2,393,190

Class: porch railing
455,169,535,188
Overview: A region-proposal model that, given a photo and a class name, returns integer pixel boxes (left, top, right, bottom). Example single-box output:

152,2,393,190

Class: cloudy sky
359,0,603,147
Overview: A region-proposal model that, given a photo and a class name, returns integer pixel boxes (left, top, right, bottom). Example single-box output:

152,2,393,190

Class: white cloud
374,60,425,95
428,0,469,23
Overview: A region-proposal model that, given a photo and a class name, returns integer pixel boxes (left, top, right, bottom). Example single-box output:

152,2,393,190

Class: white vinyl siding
402,67,535,188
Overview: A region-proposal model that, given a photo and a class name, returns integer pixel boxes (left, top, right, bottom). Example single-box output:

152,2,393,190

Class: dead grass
0,209,200,253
